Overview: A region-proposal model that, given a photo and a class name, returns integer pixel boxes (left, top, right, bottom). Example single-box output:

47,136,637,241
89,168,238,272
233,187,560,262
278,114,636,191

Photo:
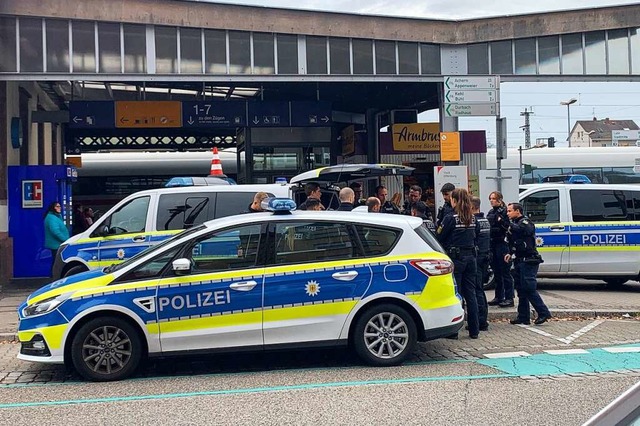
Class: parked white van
518,183,640,287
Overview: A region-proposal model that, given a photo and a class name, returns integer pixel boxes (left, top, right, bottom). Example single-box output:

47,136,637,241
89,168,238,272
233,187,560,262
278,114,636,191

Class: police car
18,198,463,381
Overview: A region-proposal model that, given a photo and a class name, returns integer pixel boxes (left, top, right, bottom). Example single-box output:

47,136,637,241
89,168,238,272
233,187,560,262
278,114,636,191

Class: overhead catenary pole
520,108,533,149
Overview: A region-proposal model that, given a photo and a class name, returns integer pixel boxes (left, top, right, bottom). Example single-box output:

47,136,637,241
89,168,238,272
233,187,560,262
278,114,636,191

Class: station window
123,24,146,73
352,38,373,74
19,17,43,72
46,19,69,72
98,22,121,73
181,27,202,74
514,38,536,75
538,36,559,74
608,29,630,74
329,37,350,74
375,40,396,74
277,34,298,74
253,32,275,74
490,40,512,75
421,44,441,75
562,33,583,74
155,26,177,74
0,17,17,72
229,31,251,74
205,29,226,74
306,36,327,74
467,43,488,75
398,42,418,74
585,31,606,75
72,21,96,73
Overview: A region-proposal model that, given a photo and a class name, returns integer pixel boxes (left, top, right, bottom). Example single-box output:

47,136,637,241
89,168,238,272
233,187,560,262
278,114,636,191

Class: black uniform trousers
475,252,489,328
512,261,551,322
454,254,479,336
490,241,514,301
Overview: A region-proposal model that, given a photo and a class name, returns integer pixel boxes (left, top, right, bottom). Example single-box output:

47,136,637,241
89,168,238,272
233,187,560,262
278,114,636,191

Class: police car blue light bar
262,197,297,213
164,176,236,187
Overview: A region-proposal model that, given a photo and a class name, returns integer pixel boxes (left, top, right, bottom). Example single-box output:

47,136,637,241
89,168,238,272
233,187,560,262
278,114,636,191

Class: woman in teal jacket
44,201,70,258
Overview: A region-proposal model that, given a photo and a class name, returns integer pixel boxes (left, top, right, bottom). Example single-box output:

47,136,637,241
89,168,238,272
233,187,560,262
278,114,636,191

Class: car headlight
23,293,71,318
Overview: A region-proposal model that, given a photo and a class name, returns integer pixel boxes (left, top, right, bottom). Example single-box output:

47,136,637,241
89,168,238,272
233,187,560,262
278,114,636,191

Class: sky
194,0,640,147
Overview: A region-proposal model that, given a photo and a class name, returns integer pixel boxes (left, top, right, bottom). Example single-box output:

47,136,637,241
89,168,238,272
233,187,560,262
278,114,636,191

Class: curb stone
488,309,640,321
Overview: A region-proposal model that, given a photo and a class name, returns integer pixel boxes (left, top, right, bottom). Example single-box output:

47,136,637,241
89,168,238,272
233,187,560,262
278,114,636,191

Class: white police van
519,183,640,287
54,164,413,279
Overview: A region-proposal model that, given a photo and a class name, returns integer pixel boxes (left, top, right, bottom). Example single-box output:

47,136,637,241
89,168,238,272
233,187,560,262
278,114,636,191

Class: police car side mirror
172,258,192,275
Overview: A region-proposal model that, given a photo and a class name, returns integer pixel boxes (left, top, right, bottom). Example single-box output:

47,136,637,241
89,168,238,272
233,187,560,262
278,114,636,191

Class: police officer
436,188,480,339
436,183,455,227
411,201,436,233
504,202,552,326
402,185,423,216
375,185,400,214
472,196,490,331
486,191,515,308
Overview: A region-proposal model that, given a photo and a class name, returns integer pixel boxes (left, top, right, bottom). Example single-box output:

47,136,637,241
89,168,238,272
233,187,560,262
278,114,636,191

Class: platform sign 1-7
182,101,247,128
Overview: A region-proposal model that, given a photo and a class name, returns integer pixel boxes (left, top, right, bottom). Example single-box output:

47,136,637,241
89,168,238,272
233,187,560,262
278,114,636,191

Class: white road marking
602,347,640,353
484,351,531,359
543,349,590,355
518,319,606,344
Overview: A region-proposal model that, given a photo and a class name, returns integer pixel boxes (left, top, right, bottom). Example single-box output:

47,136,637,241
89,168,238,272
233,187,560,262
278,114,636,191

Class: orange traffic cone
209,147,225,176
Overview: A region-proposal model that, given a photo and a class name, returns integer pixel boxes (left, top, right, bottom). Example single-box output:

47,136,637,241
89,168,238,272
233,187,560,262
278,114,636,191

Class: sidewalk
1,278,639,342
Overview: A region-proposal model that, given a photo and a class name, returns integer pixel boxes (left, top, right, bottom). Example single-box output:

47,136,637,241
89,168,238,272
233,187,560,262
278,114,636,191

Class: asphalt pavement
1,277,639,341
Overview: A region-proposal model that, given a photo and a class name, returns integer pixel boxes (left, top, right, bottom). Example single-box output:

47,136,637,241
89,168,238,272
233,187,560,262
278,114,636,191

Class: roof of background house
576,118,639,139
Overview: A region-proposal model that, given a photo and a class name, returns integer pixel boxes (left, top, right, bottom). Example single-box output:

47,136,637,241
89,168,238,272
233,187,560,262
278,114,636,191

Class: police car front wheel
353,304,417,367
71,316,142,381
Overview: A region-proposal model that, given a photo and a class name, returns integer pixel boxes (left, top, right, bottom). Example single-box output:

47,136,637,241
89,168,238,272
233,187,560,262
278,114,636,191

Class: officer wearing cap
436,188,479,339
436,182,455,227
504,202,552,326
471,196,490,332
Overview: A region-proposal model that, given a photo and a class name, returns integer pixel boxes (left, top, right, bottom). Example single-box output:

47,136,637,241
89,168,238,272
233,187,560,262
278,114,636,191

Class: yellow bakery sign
392,123,440,152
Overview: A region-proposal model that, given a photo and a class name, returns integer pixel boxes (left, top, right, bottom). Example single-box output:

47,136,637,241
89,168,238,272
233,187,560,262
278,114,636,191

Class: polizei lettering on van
581,234,626,244
158,290,231,311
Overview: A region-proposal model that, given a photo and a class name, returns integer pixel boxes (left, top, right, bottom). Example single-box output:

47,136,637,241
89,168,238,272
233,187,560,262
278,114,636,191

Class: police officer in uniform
436,183,455,227
504,202,552,326
486,191,515,307
411,201,436,234
472,196,490,331
436,188,480,339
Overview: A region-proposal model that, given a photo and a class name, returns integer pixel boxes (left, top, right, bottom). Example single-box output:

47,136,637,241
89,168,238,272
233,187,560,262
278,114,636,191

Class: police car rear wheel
71,317,142,381
353,304,416,366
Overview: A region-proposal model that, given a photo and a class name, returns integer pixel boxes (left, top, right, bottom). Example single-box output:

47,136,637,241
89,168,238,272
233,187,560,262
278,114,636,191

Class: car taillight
410,259,454,276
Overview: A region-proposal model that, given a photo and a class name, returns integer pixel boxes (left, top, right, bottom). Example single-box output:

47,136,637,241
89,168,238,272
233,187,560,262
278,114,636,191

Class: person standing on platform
436,183,455,227
505,202,552,326
472,196,490,332
436,188,479,339
486,191,515,308
44,201,70,260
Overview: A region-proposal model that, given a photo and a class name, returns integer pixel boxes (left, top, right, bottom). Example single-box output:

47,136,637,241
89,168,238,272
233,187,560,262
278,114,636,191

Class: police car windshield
103,225,206,274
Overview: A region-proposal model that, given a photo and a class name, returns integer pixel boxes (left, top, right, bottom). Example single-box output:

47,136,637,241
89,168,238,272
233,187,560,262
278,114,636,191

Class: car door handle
229,280,258,291
332,271,359,281
549,225,565,232
132,235,146,242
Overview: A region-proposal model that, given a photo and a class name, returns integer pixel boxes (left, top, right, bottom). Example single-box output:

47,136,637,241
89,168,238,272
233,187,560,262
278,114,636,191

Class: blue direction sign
248,102,290,127
290,101,332,127
68,101,115,129
182,101,246,128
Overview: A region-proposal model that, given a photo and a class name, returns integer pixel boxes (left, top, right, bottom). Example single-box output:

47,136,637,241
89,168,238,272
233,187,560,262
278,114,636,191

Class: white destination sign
445,103,499,117
445,90,498,103
444,76,499,90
